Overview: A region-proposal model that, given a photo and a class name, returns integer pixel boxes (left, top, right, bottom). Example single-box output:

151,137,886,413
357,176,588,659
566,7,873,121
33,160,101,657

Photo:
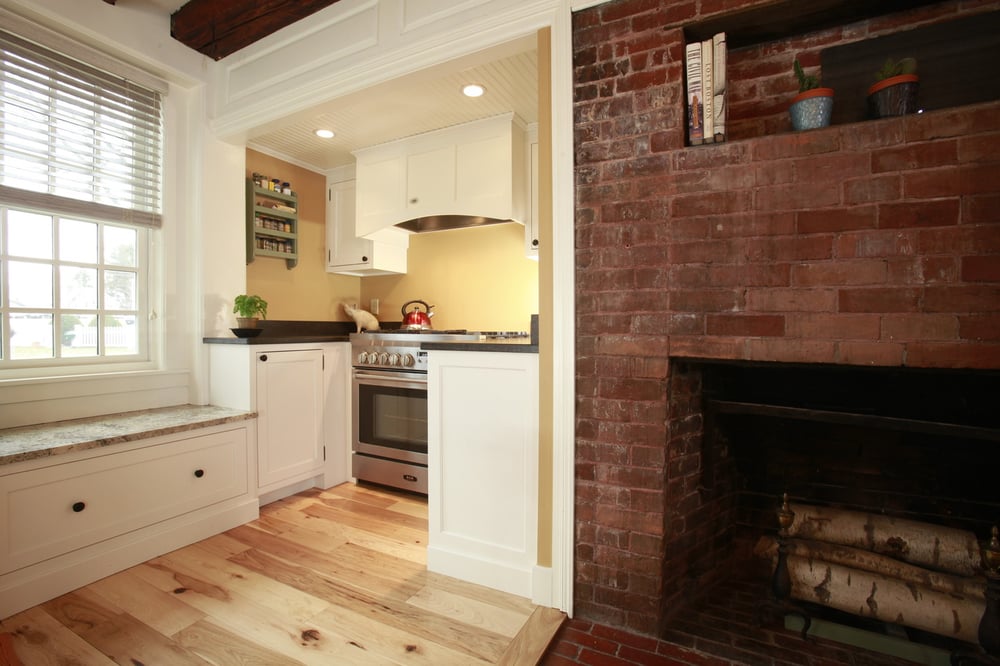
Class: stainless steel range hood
395,215,514,233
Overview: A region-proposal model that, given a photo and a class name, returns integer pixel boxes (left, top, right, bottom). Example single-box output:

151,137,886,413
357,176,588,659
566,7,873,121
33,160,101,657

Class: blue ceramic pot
789,88,834,131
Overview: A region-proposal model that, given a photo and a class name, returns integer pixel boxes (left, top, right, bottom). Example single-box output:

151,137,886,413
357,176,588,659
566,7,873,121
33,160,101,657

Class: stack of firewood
755,502,987,645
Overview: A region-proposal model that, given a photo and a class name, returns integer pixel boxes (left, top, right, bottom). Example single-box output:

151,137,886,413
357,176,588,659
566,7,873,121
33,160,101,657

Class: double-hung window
0,28,162,369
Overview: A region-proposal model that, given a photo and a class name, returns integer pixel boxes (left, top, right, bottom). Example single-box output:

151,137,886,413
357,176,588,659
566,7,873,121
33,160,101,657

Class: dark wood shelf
682,0,945,50
707,399,1000,442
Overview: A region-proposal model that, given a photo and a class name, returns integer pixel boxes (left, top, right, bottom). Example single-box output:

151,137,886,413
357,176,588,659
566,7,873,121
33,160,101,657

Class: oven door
352,369,428,464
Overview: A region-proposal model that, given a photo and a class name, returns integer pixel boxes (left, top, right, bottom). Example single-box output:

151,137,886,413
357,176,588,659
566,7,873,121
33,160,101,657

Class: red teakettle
401,300,434,329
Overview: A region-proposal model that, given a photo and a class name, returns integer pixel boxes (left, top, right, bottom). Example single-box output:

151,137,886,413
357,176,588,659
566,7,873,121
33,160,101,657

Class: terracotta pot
236,317,259,328
789,87,834,131
867,74,919,118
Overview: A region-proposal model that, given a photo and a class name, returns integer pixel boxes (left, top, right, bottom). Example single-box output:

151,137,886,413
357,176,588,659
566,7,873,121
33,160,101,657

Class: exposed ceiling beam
170,0,341,60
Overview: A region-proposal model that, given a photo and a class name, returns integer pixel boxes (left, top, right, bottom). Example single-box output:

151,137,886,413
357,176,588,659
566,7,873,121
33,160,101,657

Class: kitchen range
350,328,529,494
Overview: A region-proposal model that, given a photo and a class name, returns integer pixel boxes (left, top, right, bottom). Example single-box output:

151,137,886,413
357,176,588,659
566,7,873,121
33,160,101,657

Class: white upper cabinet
326,179,407,276
353,113,527,238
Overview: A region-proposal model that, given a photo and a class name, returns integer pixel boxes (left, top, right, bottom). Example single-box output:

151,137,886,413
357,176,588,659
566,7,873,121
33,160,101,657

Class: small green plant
794,59,820,92
875,57,917,82
233,294,268,319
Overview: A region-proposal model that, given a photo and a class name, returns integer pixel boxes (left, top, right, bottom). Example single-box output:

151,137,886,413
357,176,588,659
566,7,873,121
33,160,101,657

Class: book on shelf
712,31,727,142
701,37,715,143
684,31,727,146
685,41,704,145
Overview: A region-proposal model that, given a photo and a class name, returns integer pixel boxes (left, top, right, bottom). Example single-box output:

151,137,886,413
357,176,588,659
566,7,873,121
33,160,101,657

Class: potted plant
868,57,919,118
233,294,268,328
789,59,834,131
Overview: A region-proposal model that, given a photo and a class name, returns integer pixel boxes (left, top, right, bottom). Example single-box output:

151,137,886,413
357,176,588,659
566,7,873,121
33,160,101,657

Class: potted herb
233,294,268,328
789,59,834,131
868,57,919,118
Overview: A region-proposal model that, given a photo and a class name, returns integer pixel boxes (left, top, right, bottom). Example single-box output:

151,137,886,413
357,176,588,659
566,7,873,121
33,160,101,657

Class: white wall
0,0,220,425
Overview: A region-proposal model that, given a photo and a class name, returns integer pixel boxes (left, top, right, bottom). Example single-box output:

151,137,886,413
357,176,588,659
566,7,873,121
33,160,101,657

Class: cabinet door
256,349,324,489
355,154,405,237
406,145,455,214
526,141,539,257
426,350,538,597
455,132,510,213
326,180,372,269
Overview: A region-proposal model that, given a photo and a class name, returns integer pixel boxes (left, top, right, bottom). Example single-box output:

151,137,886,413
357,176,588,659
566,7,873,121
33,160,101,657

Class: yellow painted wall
361,223,538,332
246,150,537,331
245,150,360,321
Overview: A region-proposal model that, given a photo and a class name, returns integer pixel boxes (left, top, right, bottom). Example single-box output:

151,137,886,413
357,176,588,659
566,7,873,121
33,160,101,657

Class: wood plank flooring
0,482,564,665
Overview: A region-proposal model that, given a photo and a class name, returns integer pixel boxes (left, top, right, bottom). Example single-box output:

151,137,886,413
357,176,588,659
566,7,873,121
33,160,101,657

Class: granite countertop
0,405,255,467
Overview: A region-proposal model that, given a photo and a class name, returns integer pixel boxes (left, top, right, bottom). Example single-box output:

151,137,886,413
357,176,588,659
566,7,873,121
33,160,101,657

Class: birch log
788,503,982,576
754,536,986,601
786,555,984,644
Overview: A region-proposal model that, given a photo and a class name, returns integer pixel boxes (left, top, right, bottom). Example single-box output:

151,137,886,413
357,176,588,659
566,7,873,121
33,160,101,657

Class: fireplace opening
662,359,1000,662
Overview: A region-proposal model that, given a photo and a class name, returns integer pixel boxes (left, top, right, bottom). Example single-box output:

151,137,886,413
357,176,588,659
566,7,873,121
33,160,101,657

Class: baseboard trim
0,497,258,619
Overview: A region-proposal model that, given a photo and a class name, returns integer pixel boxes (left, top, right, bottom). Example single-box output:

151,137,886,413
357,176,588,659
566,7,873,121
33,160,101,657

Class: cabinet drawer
0,428,247,574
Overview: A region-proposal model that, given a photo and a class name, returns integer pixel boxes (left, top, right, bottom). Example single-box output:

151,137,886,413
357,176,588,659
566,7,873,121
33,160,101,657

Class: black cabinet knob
532,239,539,247
72,501,86,513
259,354,268,362
194,469,205,478
361,256,369,262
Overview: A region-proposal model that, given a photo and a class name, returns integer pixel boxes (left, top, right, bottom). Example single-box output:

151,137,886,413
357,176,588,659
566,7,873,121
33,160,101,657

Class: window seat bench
0,405,258,620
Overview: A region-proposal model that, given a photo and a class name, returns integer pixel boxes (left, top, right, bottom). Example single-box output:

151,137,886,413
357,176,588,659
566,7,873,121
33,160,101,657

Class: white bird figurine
342,303,380,332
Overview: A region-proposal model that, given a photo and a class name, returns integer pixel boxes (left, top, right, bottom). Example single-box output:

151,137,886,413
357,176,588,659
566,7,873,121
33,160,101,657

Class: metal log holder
953,526,1000,665
757,493,812,640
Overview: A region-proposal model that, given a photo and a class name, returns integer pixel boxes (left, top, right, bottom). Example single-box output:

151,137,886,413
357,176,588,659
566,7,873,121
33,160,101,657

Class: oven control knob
400,353,415,367
378,352,390,365
357,351,368,364
388,353,400,366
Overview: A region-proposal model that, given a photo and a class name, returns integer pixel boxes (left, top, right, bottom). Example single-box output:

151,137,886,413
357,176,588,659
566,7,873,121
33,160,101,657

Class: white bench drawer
0,428,247,574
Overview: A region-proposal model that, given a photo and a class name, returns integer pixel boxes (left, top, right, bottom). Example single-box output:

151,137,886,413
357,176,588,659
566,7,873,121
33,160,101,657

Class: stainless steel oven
350,330,480,494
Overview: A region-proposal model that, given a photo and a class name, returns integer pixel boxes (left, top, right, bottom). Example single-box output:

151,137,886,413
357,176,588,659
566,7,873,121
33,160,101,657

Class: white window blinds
0,29,163,228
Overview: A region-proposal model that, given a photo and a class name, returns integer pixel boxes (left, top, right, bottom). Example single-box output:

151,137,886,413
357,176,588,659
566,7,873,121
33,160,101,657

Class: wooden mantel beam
170,0,341,60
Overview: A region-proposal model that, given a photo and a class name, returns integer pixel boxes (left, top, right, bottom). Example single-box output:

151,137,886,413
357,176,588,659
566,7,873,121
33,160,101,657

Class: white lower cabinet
0,428,247,576
0,423,257,619
256,348,325,488
427,350,539,599
208,342,350,500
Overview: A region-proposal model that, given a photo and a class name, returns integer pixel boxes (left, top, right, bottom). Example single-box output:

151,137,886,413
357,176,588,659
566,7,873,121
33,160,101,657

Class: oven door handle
353,370,427,387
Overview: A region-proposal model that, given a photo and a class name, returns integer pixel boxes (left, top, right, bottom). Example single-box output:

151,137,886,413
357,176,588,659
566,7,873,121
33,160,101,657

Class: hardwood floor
0,482,564,665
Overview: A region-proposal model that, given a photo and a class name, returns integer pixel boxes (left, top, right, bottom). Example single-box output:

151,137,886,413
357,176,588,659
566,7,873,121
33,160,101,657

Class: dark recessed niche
821,10,1000,124
681,0,945,50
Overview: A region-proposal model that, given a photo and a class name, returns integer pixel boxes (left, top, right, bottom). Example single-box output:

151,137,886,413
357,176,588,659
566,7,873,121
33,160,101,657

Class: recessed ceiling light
314,129,335,139
462,84,485,98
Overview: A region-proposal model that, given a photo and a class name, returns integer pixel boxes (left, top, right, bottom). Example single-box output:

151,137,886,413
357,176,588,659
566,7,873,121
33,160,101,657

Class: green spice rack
246,178,298,269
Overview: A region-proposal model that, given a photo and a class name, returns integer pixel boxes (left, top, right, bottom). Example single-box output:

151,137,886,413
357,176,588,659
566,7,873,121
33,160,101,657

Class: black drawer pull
72,501,86,513
194,469,205,478
403,474,418,483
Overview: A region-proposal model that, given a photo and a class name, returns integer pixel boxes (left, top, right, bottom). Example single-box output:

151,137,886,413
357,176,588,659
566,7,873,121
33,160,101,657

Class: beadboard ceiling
116,0,538,173
244,42,539,172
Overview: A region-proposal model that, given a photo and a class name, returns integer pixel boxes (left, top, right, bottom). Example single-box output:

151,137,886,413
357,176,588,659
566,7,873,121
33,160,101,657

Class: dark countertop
422,339,538,353
203,319,354,345
202,320,538,352
203,334,350,345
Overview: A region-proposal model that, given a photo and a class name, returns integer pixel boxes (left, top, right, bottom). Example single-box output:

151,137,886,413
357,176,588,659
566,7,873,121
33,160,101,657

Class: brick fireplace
571,0,1000,655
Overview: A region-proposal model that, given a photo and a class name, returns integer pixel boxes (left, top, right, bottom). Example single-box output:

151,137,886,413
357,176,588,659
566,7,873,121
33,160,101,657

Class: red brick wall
572,0,1000,637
